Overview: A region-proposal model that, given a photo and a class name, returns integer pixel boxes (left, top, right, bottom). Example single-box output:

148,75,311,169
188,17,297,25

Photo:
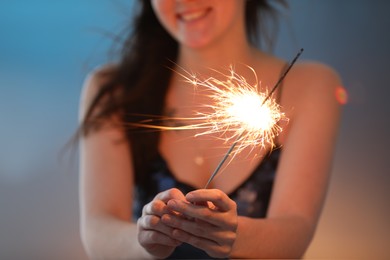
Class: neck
178,42,256,72
175,40,264,88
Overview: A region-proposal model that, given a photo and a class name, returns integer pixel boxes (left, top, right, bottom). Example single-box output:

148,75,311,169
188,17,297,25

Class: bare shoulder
284,61,342,112
296,61,340,82
79,64,118,121
291,61,341,95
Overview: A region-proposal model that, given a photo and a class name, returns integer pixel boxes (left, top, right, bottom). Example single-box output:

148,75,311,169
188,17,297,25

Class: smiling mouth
178,8,211,23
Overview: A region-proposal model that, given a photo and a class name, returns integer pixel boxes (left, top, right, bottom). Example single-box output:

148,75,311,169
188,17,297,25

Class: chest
158,69,289,192
159,129,273,193
134,143,280,220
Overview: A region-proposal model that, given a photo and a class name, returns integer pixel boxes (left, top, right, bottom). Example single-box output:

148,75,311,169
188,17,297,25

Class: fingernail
167,199,177,207
161,214,170,223
186,193,194,200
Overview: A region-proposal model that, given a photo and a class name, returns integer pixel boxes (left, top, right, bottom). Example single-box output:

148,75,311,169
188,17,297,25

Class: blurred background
0,0,389,259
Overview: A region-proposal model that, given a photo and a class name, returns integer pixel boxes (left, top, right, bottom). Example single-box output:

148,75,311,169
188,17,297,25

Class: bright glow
188,66,287,154
225,89,278,132
335,86,348,105
126,66,287,156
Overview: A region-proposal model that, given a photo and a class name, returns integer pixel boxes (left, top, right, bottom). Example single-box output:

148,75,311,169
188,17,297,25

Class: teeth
181,10,207,22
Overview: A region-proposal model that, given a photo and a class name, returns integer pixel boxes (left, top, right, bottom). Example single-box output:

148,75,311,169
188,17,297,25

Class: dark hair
80,0,287,187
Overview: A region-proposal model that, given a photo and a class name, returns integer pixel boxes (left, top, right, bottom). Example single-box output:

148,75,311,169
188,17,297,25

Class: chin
179,35,217,50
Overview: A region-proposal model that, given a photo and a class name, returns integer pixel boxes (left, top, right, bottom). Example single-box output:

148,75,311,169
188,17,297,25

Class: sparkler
203,49,304,188
128,49,304,188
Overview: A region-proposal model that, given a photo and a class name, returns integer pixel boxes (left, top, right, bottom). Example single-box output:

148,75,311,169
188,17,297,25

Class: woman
79,0,342,258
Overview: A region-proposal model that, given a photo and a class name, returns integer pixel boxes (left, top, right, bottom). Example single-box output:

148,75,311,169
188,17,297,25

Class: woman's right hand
137,188,186,258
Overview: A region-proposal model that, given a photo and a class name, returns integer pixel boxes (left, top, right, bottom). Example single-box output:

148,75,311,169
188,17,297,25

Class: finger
186,189,235,212
171,229,231,258
155,188,186,203
142,200,169,217
138,229,181,247
162,213,236,245
161,213,216,238
138,215,177,237
167,199,227,227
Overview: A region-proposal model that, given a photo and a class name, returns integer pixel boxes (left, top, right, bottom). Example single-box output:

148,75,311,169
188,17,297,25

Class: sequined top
133,147,281,259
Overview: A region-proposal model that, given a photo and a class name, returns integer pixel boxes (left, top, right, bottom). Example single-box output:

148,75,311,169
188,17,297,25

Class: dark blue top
133,147,281,259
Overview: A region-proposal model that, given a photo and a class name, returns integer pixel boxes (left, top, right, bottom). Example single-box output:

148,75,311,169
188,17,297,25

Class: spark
126,49,304,188
182,67,286,154
203,49,303,187
126,66,286,154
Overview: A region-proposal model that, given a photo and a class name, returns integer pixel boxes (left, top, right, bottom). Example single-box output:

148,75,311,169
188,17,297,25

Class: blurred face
151,0,245,49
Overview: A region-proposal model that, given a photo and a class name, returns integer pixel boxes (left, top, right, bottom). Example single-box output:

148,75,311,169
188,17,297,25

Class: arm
79,69,148,259
161,63,342,258
80,124,150,259
79,69,191,259
232,62,343,258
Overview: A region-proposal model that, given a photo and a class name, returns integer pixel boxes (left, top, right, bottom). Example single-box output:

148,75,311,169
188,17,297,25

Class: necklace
164,107,205,166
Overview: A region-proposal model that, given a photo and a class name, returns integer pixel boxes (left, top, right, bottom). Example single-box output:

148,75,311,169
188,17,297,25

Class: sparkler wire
204,48,304,189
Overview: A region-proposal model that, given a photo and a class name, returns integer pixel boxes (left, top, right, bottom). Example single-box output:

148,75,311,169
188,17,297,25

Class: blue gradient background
0,0,389,258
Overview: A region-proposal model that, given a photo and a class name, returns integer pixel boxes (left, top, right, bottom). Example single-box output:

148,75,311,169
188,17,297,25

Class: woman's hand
162,189,238,258
137,188,186,259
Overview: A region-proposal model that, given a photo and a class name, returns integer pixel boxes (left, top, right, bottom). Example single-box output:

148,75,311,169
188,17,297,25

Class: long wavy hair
80,0,287,187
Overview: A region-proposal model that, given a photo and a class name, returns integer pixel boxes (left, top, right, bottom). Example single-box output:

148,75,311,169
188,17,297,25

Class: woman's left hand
161,189,238,258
